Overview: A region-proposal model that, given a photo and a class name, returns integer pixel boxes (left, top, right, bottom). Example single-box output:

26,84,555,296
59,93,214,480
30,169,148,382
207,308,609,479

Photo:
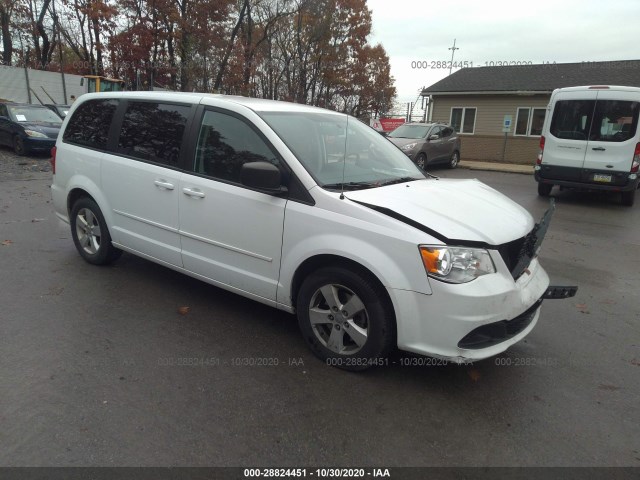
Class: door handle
182,187,206,198
592,147,606,151
154,179,175,190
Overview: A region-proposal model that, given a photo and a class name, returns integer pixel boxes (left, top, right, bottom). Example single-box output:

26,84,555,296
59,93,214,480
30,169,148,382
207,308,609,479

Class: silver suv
387,122,461,169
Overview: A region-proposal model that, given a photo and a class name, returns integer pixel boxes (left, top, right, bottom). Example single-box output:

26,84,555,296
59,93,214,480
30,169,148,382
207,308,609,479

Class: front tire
70,197,122,265
13,136,26,156
296,266,395,371
538,182,553,196
415,153,427,170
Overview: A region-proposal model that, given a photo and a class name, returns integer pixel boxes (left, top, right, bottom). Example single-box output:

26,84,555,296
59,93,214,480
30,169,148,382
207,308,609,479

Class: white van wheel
70,198,122,265
621,189,635,207
538,183,553,197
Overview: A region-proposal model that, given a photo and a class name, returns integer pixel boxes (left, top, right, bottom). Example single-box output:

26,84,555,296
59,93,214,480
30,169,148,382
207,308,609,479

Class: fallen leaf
177,306,190,315
630,358,640,366
1,240,12,246
467,368,481,382
598,384,620,391
575,303,590,314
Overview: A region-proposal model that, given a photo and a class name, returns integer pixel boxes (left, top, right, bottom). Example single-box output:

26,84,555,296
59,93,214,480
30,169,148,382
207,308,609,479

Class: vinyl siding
429,94,550,164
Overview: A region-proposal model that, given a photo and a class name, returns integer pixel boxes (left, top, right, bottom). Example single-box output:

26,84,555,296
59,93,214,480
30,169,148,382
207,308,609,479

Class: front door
179,109,287,302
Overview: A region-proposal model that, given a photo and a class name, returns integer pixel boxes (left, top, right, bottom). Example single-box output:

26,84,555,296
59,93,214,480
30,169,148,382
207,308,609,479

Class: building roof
422,60,640,95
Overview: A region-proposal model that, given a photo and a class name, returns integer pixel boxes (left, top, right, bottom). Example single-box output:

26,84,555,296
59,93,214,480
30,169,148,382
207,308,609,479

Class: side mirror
429,134,439,141
241,161,286,194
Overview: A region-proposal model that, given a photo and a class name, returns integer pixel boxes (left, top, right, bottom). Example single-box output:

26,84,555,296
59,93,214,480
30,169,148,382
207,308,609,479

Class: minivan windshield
260,112,425,190
387,124,430,139
8,106,62,124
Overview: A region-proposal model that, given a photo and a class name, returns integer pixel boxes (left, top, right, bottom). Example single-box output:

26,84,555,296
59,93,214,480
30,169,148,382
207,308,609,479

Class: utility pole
448,39,459,75
52,0,68,103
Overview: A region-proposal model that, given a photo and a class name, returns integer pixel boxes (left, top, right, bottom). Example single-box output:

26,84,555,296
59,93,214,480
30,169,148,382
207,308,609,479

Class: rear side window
117,102,190,167
63,99,118,149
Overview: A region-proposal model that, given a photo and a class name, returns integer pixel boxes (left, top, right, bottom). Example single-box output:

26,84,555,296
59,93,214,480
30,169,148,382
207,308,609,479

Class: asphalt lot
0,147,639,468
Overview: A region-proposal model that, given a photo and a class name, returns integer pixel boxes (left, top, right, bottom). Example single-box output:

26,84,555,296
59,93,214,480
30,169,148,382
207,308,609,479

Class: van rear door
544,89,597,181
581,89,640,183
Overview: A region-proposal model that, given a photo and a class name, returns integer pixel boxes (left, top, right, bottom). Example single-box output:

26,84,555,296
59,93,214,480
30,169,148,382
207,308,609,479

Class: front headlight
401,142,418,151
419,245,496,284
24,129,47,138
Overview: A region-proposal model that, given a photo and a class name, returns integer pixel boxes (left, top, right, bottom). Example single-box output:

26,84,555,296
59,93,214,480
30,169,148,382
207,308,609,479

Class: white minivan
51,92,574,370
535,85,640,206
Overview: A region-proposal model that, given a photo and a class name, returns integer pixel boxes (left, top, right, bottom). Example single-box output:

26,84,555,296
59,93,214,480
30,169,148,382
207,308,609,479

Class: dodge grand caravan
535,85,640,206
51,92,575,370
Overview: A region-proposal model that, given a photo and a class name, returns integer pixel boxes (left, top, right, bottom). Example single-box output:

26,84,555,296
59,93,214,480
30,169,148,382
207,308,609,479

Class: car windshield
388,124,430,139
55,106,69,117
8,106,63,124
260,112,425,190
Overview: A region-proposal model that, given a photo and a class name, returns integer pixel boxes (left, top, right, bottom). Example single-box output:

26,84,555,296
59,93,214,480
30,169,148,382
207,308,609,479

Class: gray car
387,122,461,169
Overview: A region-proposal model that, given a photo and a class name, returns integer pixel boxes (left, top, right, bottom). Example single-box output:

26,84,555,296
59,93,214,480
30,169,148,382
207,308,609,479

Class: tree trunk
0,6,12,66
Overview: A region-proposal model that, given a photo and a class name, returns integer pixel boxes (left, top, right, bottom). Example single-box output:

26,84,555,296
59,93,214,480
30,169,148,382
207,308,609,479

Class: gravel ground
0,146,53,181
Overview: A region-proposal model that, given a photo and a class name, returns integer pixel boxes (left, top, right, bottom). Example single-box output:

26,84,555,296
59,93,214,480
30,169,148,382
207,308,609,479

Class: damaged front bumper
390,200,578,362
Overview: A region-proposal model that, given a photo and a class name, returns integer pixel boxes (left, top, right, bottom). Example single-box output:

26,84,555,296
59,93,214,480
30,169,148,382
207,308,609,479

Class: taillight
536,135,545,165
50,146,56,174
632,143,640,173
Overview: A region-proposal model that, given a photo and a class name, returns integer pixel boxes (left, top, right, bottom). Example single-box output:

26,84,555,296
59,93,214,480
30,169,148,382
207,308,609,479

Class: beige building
421,60,640,164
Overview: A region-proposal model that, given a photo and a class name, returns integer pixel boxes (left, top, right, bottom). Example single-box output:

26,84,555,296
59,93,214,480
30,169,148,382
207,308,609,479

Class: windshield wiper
322,181,379,191
379,177,422,186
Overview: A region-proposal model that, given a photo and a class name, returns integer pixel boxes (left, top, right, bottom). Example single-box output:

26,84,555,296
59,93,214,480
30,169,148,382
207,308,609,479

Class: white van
51,92,574,370
535,85,640,206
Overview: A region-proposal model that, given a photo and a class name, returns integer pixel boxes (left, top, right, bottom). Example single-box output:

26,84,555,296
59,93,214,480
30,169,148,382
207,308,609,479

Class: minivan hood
345,179,534,245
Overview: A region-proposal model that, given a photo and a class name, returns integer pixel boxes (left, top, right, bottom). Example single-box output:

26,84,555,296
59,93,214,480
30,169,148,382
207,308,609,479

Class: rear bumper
535,167,639,192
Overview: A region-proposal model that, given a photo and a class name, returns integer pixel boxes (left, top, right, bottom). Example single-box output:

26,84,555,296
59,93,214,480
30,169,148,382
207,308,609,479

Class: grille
457,299,542,350
498,228,537,279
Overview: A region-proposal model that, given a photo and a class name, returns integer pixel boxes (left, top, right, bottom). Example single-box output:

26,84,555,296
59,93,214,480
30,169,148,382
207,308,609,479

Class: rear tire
70,197,122,265
448,151,459,169
538,182,553,197
621,189,635,207
296,266,395,371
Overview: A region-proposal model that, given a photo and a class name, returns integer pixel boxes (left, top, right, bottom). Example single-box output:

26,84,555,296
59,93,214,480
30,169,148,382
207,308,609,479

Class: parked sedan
0,102,62,155
387,122,461,169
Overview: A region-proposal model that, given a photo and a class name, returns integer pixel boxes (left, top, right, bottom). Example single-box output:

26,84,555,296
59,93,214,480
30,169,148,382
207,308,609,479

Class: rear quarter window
63,99,118,150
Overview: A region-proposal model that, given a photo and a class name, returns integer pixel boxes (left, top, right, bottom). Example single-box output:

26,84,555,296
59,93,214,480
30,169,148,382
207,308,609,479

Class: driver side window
194,110,280,184
429,126,442,139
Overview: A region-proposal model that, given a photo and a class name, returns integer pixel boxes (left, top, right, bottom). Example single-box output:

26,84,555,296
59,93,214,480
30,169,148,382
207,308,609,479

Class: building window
515,107,546,136
450,107,476,134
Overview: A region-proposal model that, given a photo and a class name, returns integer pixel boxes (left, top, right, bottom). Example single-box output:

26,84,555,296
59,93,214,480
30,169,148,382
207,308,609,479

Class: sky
367,0,640,104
